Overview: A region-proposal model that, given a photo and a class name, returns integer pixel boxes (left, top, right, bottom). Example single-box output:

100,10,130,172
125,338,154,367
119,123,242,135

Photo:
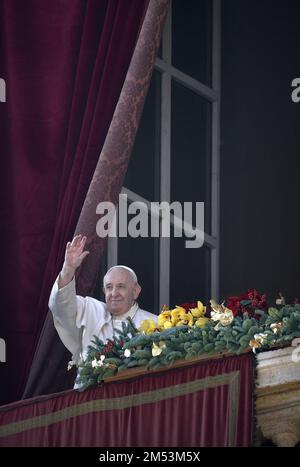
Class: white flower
92,355,106,368
152,341,166,357
254,333,268,342
124,349,131,358
270,322,283,334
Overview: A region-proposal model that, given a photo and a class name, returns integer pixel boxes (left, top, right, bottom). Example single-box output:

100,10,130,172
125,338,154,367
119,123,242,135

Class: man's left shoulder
136,307,157,321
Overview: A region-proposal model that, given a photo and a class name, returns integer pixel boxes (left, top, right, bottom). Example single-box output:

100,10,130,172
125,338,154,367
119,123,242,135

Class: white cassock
48,276,157,386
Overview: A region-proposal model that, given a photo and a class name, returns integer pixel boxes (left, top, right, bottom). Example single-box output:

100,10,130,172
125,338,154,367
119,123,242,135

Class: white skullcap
103,265,138,285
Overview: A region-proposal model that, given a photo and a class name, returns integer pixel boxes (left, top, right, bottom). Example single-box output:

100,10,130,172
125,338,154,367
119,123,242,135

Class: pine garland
75,305,300,391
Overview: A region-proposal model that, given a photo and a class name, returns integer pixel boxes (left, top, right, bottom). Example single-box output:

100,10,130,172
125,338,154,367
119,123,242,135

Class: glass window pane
118,217,159,315
172,0,212,85
124,70,161,201
171,80,211,234
170,237,211,306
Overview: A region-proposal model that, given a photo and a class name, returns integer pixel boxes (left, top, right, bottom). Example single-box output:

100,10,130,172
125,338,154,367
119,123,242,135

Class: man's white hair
103,265,138,286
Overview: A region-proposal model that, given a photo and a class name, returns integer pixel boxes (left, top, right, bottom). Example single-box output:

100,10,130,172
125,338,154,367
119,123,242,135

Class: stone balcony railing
256,344,300,447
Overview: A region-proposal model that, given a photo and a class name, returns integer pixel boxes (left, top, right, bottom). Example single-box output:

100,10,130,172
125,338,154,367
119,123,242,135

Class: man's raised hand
58,235,90,288
65,235,90,270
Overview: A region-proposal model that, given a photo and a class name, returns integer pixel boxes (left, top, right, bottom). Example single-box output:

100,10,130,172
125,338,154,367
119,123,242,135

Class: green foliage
76,305,300,391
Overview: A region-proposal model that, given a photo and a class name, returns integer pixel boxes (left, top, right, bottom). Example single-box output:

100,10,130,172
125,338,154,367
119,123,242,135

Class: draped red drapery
0,0,150,406
0,354,254,447
22,0,169,400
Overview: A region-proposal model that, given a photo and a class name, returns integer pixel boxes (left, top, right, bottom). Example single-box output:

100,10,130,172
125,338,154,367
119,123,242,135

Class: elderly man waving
49,235,157,376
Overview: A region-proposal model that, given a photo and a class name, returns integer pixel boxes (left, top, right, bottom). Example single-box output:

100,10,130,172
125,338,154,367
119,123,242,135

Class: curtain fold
0,0,153,406
0,354,254,447
22,0,169,400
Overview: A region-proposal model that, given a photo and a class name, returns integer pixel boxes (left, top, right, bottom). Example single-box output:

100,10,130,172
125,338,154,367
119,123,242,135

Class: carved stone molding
256,346,300,447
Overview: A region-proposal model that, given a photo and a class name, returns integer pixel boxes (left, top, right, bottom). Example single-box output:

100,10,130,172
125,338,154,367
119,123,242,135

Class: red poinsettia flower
246,289,267,309
226,289,267,320
226,296,243,317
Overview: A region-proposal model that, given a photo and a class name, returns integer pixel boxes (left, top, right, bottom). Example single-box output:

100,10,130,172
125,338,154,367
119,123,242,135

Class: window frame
107,0,221,307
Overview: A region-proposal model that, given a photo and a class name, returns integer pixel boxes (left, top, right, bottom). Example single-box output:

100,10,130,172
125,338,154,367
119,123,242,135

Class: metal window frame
107,0,221,305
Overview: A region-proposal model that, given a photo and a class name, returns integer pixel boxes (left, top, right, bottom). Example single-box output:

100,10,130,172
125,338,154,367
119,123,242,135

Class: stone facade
256,345,300,447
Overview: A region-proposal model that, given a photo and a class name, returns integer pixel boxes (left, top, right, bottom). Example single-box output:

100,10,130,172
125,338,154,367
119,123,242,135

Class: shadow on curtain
0,0,154,405
21,0,169,400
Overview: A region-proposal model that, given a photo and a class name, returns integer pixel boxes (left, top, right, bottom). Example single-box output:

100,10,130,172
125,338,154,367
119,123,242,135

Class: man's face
103,268,141,316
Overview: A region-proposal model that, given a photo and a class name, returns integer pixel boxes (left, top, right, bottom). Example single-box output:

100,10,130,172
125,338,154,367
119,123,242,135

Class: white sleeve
48,275,88,362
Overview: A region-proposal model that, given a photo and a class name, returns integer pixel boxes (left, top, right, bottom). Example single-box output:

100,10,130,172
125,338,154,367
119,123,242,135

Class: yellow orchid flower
157,310,172,328
176,311,193,326
170,306,186,325
190,301,206,318
139,318,158,334
162,321,173,329
194,317,209,328
170,309,180,325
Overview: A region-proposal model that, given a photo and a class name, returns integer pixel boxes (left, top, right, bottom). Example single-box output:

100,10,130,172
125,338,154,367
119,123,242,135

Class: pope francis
49,234,156,382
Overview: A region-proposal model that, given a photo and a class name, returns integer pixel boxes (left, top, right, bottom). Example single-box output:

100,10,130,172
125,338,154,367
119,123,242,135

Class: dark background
220,0,300,303
123,0,300,311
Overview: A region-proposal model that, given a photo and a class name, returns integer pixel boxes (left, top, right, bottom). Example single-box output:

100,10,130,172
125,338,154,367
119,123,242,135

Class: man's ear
134,283,141,300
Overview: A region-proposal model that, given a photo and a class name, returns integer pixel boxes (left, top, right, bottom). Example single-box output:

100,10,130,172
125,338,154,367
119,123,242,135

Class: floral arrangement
74,290,300,391
140,301,209,333
225,289,267,319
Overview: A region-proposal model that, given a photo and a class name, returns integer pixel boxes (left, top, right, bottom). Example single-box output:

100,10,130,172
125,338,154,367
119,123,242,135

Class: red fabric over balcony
0,353,254,447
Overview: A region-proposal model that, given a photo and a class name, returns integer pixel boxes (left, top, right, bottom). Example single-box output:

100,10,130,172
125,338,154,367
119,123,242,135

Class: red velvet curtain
0,0,149,406
22,0,169,400
0,354,254,447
